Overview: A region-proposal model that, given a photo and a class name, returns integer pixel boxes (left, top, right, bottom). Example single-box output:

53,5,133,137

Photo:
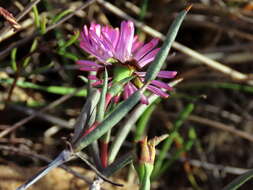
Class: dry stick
156,148,250,175
2,0,95,105
192,3,253,26
0,145,96,187
188,114,253,142
0,7,21,30
0,0,96,59
185,16,253,41
97,0,253,85
0,0,41,38
5,62,21,104
188,158,249,175
0,87,85,138
0,18,34,43
10,104,72,129
15,0,40,22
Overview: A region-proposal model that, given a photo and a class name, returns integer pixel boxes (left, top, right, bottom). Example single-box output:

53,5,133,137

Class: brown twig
0,87,85,138
5,57,23,105
0,0,41,36
0,0,96,59
0,7,21,30
97,0,253,85
156,149,250,175
9,104,72,129
15,0,41,22
0,145,94,186
188,114,253,142
185,15,253,41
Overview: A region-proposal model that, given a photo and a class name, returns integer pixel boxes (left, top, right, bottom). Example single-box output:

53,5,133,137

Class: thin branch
15,0,41,21
0,0,40,37
0,87,85,138
97,0,253,85
188,114,253,142
9,104,72,129
0,0,96,59
76,152,123,187
0,145,93,185
0,7,21,30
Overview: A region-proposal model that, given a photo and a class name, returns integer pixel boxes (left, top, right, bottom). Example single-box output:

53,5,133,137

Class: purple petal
80,25,90,42
102,26,119,49
134,72,146,77
113,95,120,103
141,94,149,105
88,75,98,80
80,24,113,62
157,71,177,78
132,35,144,54
76,60,102,67
151,80,173,90
101,32,115,52
147,85,169,98
105,93,113,107
115,21,134,62
79,41,95,56
137,48,160,68
89,30,113,55
80,41,107,62
92,80,103,86
79,67,99,71
90,22,101,37
134,38,159,61
128,82,138,96
123,83,131,100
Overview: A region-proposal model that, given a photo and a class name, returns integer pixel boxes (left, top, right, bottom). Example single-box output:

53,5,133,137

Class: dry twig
0,7,21,30
97,0,253,85
0,87,85,138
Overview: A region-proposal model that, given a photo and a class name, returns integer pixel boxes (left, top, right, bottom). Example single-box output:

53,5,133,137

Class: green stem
108,94,158,164
152,103,194,179
139,164,153,190
134,101,157,141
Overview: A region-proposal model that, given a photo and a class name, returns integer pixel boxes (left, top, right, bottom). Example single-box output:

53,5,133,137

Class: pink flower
77,20,177,104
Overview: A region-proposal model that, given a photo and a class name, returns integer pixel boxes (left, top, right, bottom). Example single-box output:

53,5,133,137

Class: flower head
77,20,177,104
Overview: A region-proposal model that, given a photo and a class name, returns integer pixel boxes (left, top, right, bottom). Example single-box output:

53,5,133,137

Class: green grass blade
152,103,194,179
159,128,196,176
103,152,133,177
181,82,253,94
174,103,195,131
40,14,47,34
96,68,108,122
11,48,17,71
0,78,87,96
74,88,143,152
52,9,73,24
108,93,159,164
144,6,190,83
222,169,253,190
72,89,100,143
23,38,38,67
134,101,157,141
32,4,40,28
60,31,80,50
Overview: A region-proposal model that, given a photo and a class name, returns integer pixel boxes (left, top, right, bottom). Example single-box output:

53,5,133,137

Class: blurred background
1,0,253,189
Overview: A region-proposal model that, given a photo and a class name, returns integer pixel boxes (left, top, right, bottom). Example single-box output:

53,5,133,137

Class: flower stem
100,140,109,167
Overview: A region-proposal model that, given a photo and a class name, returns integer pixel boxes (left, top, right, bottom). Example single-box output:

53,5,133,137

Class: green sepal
108,76,135,96
113,65,134,82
